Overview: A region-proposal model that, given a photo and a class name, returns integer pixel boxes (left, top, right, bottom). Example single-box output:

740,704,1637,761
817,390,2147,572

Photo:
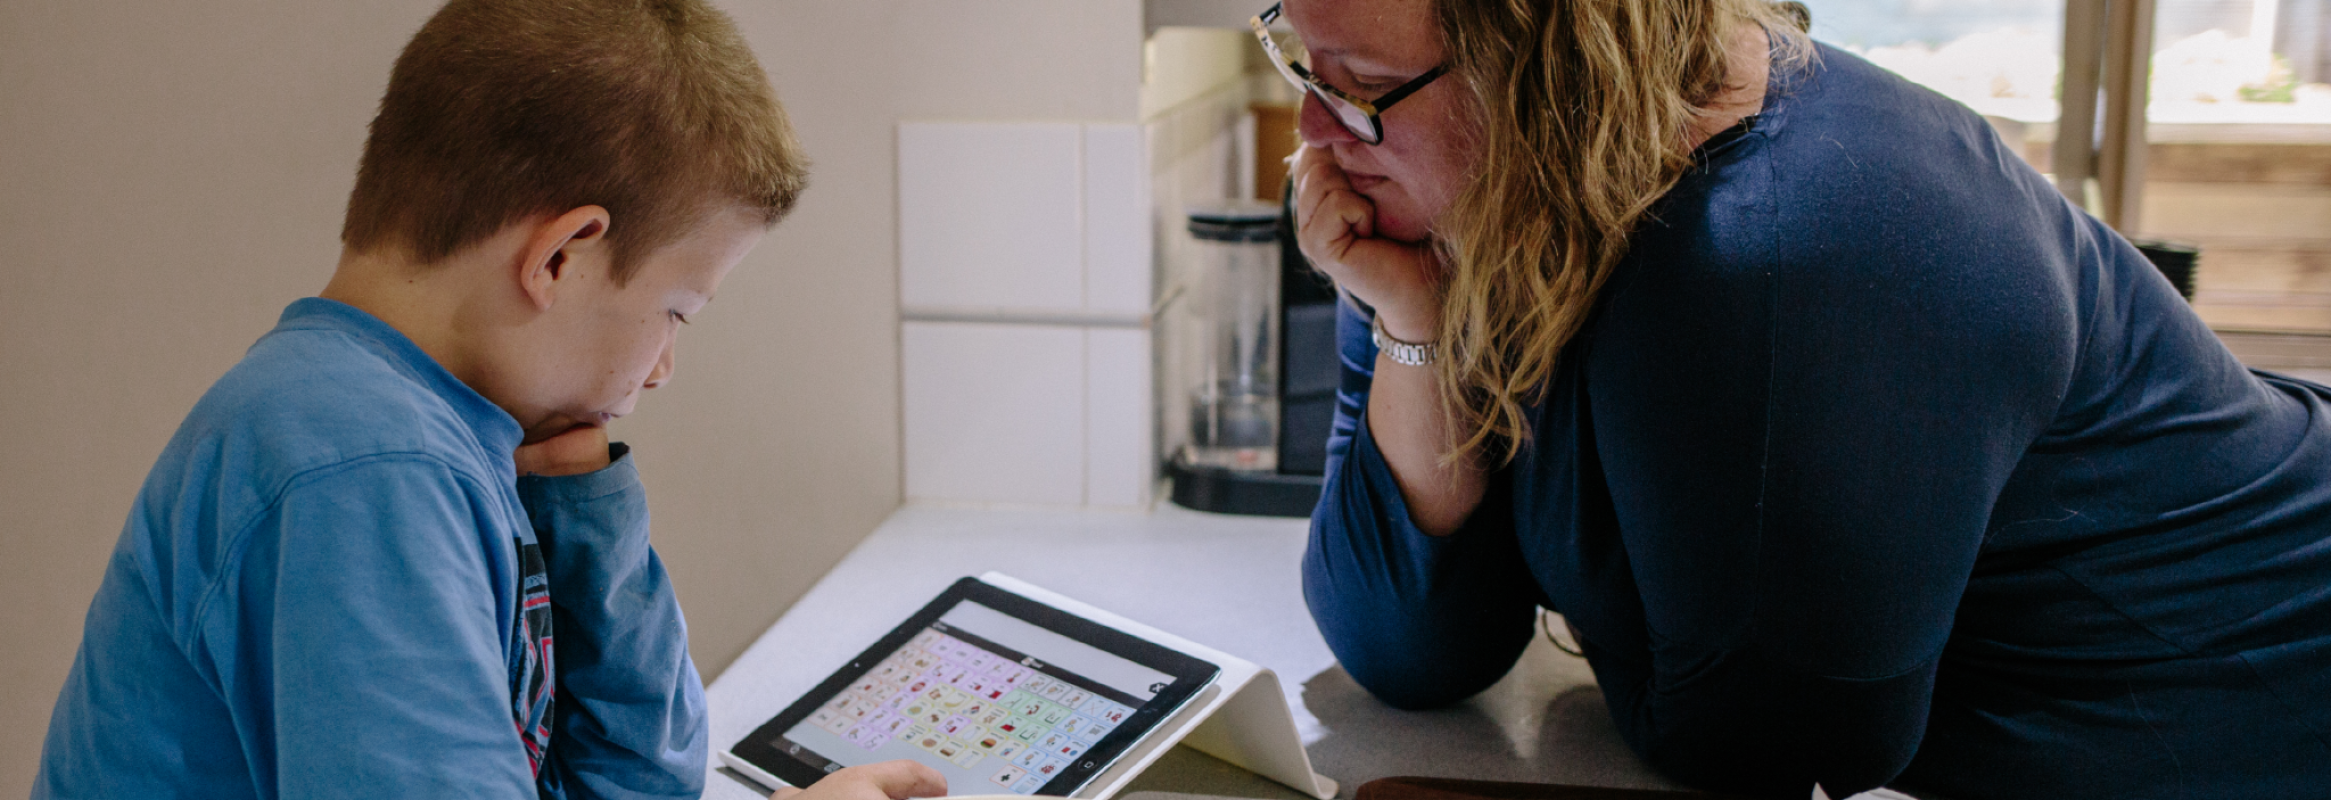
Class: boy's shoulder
162,299,520,511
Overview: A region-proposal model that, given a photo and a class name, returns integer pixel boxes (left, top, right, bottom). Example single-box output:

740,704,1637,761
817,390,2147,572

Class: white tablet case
976,572,1336,800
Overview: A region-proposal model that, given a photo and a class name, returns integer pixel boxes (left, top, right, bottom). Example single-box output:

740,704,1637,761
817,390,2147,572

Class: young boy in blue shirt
35,1,942,798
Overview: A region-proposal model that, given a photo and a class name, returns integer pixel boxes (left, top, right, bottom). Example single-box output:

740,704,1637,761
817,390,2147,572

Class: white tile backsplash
1082,124,1151,315
1084,327,1153,507
896,115,1218,507
898,122,1084,312
902,321,1086,505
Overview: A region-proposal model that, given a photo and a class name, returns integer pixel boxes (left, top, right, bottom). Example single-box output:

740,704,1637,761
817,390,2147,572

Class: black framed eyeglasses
1250,2,1447,145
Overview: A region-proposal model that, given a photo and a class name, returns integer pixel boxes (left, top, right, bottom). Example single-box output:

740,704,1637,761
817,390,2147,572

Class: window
1808,0,2066,172
2140,0,2331,335
1809,0,2331,375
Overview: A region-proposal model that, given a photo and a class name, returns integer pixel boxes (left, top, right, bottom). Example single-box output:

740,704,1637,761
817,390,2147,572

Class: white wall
0,3,443,790
0,1,1141,793
894,120,1160,509
888,26,1264,511
1145,0,1261,32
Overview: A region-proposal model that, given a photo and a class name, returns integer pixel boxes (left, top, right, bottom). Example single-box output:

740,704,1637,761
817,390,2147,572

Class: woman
1281,0,2331,797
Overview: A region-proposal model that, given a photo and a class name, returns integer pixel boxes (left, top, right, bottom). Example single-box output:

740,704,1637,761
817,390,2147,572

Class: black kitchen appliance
1167,187,1340,517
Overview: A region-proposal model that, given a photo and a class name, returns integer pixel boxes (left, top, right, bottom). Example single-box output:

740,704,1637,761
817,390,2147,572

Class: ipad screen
766,599,1174,794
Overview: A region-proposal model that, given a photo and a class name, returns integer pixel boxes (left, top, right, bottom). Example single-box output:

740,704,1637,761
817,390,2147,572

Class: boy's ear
516,205,612,312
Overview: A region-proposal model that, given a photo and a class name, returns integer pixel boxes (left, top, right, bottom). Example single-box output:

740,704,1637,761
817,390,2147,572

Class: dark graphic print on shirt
512,539,554,775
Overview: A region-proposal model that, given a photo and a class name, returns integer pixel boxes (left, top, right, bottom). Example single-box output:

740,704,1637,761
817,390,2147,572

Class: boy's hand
770,761,947,800
514,424,612,477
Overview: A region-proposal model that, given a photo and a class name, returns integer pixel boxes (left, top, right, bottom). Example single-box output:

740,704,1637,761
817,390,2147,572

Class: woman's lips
1347,172,1388,192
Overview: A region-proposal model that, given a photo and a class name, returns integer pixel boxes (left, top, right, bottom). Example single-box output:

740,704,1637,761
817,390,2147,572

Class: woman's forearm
1363,341,1486,536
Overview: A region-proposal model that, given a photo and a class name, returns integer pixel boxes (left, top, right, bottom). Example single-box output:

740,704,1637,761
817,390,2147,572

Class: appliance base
1167,458,1322,518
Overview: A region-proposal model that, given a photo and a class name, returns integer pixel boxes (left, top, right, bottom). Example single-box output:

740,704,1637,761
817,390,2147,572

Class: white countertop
701,502,1689,800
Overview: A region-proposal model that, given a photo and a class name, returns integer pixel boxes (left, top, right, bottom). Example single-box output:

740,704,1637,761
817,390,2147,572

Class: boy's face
514,206,765,443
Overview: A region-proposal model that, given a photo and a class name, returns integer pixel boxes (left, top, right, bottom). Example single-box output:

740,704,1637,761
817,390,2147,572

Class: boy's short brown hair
341,0,808,280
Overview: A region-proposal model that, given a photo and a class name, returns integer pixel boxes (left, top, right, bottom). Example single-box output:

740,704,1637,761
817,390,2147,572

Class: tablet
727,577,1221,796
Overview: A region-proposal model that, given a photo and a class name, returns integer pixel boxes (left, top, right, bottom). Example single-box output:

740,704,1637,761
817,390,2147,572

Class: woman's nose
1295,90,1358,148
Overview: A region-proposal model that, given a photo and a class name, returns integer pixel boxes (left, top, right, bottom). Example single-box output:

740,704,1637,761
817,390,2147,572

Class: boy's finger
769,787,802,800
857,759,949,799
514,422,612,476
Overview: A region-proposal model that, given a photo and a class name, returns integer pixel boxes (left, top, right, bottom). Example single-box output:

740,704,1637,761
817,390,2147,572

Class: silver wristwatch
1371,316,1438,366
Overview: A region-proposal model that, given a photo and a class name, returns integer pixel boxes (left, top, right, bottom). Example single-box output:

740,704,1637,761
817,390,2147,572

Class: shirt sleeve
1300,298,1543,710
518,445,708,800
220,457,538,799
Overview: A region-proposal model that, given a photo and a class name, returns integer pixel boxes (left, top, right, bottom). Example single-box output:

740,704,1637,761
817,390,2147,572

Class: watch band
1371,316,1438,366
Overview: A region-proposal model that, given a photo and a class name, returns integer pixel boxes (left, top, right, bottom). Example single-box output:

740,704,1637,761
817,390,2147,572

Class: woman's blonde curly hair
1425,0,1811,464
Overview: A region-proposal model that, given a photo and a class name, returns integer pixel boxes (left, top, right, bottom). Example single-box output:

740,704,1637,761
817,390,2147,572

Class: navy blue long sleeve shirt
1304,45,2331,799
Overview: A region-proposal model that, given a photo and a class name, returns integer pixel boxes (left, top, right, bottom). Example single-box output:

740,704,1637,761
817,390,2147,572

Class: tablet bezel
729,577,1221,795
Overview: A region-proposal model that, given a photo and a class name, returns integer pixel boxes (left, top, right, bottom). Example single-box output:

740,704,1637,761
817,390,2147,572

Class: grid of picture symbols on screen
796,628,1139,793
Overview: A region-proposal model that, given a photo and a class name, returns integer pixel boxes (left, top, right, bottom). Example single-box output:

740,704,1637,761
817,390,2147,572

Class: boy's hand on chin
515,423,612,477
770,760,947,800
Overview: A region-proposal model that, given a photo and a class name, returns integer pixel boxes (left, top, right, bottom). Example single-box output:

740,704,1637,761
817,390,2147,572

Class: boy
35,1,941,798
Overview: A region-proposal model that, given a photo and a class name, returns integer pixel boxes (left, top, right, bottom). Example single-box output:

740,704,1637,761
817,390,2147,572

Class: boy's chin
521,415,609,444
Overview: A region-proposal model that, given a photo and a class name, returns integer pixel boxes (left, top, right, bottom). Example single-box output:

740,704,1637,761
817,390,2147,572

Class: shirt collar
270,297,527,470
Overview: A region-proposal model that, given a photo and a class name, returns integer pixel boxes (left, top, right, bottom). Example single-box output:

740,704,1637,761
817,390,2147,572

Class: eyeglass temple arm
1367,65,1449,111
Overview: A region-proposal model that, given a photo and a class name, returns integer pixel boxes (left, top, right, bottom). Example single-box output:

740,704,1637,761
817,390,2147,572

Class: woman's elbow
1339,655,1503,711
1312,608,1534,711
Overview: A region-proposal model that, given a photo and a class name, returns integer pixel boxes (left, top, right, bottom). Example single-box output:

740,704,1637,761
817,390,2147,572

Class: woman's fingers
1292,145,1373,252
1293,144,1389,276
1290,145,1441,337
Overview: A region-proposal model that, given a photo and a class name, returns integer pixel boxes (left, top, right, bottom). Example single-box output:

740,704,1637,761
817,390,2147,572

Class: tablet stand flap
977,572,1337,800
1178,667,1337,799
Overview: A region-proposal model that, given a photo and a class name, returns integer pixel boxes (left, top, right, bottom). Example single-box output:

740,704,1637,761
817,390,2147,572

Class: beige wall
0,1,1139,793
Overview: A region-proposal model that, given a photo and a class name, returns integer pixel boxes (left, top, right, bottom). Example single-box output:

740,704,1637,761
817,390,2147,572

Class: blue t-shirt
37,298,706,799
1305,45,2331,798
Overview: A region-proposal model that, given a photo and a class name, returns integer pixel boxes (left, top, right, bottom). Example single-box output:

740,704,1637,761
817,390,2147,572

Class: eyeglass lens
1257,25,1383,143
1317,93,1380,143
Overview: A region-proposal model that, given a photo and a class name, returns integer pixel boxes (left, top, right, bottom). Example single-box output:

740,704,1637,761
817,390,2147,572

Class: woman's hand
768,760,947,800
1291,144,1441,342
1293,144,1484,536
